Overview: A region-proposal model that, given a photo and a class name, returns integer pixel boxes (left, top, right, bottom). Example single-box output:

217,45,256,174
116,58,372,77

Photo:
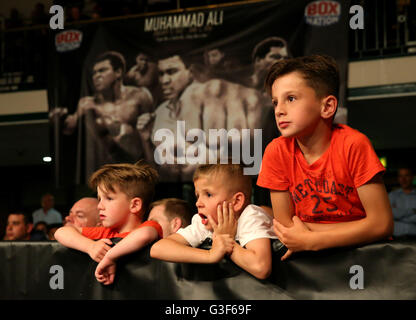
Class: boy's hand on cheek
208,233,234,263
273,216,312,257
87,238,113,262
209,202,238,239
95,253,116,285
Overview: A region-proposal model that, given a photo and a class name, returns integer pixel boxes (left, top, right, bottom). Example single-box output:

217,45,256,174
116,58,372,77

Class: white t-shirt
32,208,62,225
177,204,277,248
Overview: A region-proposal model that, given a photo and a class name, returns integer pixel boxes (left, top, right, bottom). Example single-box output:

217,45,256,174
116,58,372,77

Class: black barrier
1,240,416,300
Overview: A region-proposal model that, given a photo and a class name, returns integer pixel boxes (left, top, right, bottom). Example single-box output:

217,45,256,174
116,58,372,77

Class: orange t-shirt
257,124,385,223
81,220,163,239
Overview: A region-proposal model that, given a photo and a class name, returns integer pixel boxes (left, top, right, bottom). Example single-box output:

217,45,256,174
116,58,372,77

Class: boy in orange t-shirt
55,161,162,282
257,55,393,260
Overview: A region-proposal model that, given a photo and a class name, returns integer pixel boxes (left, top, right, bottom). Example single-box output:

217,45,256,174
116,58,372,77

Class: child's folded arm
54,225,112,262
270,190,295,227
304,176,394,251
150,233,231,264
94,226,160,286
55,225,91,251
104,226,159,262
230,238,272,279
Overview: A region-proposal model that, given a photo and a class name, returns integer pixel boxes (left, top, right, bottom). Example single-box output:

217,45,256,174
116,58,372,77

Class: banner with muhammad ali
48,0,350,184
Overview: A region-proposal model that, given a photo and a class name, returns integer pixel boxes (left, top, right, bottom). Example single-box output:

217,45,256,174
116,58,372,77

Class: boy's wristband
272,239,288,259
109,237,122,246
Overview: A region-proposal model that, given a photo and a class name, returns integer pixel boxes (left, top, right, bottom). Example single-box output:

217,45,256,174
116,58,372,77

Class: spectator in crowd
389,166,416,237
146,0,176,12
5,212,48,241
32,193,63,225
64,197,101,227
257,55,393,261
151,163,278,280
66,5,90,22
34,221,49,237
95,197,192,285
5,8,24,29
146,198,193,238
55,161,162,285
54,161,161,262
30,2,49,25
3,9,25,74
90,2,103,19
19,4,48,88
48,223,63,240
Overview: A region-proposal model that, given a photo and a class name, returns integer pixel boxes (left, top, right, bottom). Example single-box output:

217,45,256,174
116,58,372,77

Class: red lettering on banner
306,1,340,16
328,2,338,14
56,31,81,44
318,2,328,15
307,4,317,15
55,30,83,52
72,32,80,41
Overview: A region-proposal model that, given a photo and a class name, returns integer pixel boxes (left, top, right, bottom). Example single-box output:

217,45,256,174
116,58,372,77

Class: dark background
0,0,415,239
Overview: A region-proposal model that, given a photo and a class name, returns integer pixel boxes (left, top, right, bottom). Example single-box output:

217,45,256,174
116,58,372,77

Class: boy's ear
130,197,143,215
170,217,182,234
26,223,34,235
321,95,337,120
232,192,246,213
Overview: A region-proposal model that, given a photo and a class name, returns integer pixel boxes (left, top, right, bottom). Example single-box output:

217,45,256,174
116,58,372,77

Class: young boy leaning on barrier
150,162,278,280
257,54,394,260
95,197,193,285
55,161,163,284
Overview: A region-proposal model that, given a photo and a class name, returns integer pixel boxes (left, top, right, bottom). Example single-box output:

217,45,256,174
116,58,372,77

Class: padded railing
1,240,415,300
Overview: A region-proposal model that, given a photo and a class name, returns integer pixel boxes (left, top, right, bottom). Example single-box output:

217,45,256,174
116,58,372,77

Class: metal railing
349,0,416,60
0,0,415,92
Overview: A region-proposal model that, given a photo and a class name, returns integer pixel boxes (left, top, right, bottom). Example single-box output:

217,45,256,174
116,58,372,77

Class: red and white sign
55,30,83,52
305,1,341,26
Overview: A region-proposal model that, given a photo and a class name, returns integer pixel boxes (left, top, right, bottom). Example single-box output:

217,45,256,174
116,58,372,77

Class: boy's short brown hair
148,198,192,227
89,161,158,214
193,162,252,203
265,54,340,101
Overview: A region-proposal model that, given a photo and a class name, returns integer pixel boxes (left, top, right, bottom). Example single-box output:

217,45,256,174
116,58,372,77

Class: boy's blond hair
193,163,252,204
89,161,158,215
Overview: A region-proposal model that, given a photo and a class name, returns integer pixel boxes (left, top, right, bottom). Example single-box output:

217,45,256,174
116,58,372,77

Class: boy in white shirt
150,163,277,279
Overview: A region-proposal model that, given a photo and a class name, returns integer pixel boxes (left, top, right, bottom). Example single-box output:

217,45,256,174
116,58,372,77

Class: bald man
64,197,101,228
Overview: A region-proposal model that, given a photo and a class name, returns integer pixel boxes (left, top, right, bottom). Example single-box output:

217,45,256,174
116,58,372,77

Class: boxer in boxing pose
51,51,153,164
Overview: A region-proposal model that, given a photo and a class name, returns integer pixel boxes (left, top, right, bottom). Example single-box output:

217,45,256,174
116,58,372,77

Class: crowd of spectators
1,165,416,242
2,192,102,241
1,0,246,29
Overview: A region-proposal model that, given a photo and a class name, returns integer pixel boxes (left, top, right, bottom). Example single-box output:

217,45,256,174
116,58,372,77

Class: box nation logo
55,30,83,52
305,1,341,26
